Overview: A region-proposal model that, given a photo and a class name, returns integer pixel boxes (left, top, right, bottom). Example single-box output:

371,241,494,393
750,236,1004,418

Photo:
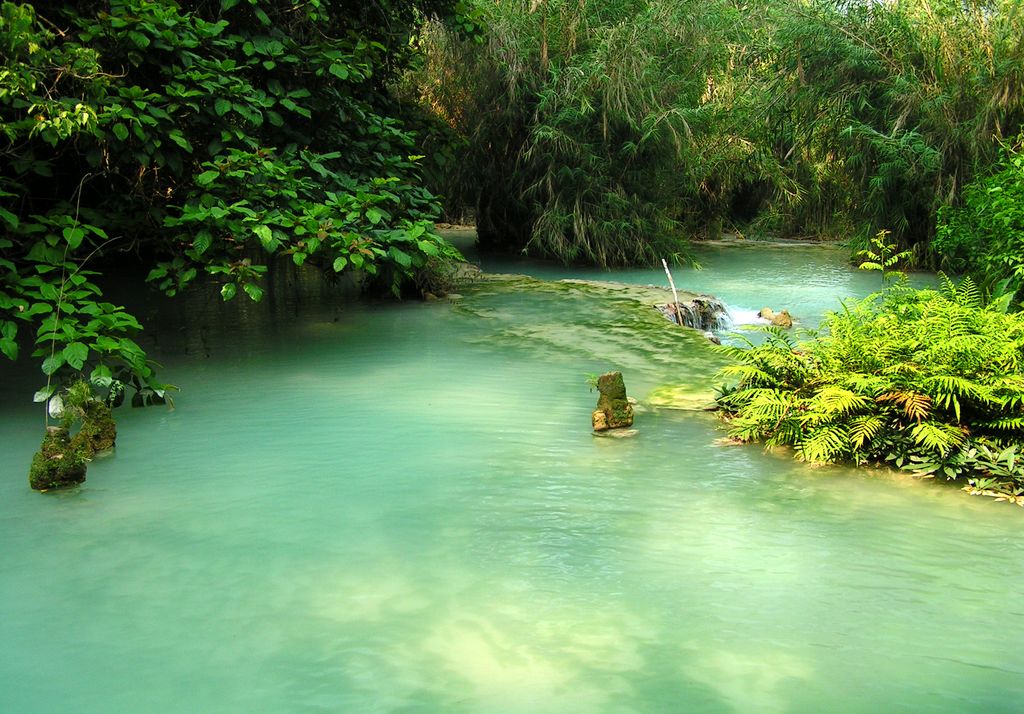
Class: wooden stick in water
661,258,685,326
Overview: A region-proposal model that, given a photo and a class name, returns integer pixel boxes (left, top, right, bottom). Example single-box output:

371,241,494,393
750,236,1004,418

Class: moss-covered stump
592,371,634,431
70,400,117,457
29,426,87,491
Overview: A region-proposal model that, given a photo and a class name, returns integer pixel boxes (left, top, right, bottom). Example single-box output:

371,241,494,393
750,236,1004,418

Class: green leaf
127,30,150,48
215,98,232,117
63,342,89,370
62,226,86,250
332,256,348,272
168,131,193,152
252,224,274,249
42,354,65,375
221,283,237,301
90,364,113,388
0,206,19,228
196,170,220,186
389,247,411,268
112,123,130,141
193,230,212,255
33,385,56,402
329,63,350,80
0,338,16,360
243,283,264,302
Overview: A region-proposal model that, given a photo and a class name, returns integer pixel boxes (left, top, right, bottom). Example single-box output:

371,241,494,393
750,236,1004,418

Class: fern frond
938,272,958,301
848,414,886,449
909,421,965,456
717,364,772,385
797,425,849,463
766,419,803,447
810,385,871,416
978,416,1024,432
877,391,932,421
841,372,890,396
955,276,982,309
711,344,752,360
758,325,797,349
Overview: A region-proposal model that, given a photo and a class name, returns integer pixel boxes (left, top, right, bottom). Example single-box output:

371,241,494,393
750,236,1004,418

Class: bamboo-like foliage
716,276,1024,495
769,0,1024,254
408,0,1023,266
408,0,782,265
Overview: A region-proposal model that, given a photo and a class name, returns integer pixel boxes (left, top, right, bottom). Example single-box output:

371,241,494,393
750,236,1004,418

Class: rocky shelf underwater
448,271,735,413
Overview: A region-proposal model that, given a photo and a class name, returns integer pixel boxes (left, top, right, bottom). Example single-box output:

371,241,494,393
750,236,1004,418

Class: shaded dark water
0,239,1020,712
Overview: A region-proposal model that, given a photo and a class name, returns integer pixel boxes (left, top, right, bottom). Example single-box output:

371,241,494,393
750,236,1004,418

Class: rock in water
70,400,117,456
592,371,634,431
758,307,794,328
28,426,87,491
771,310,793,328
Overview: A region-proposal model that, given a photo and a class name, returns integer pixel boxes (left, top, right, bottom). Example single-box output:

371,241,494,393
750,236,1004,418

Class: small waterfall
658,296,730,331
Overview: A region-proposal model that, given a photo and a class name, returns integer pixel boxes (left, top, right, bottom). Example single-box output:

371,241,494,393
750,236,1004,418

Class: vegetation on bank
408,0,1024,275
715,261,1024,501
1,0,467,409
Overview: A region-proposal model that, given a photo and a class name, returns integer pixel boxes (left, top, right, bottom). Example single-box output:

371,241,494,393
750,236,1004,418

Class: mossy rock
70,401,117,457
29,426,87,491
646,385,718,411
596,372,628,400
593,371,634,430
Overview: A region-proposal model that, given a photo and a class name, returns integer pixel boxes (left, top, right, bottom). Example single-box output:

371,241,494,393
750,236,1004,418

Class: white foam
725,307,769,327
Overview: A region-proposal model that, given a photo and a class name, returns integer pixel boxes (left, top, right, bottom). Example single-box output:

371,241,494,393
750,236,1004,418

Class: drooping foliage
1,0,462,405
716,276,1024,500
408,0,1024,268
408,0,786,266
768,0,1024,254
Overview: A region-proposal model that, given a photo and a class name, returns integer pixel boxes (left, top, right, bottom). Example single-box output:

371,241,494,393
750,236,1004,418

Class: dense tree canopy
1,0,465,404
409,0,1024,273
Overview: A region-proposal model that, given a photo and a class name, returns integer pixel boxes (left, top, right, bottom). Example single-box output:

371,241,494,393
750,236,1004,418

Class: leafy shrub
770,0,1024,257
715,276,1024,501
1,0,462,404
935,133,1024,302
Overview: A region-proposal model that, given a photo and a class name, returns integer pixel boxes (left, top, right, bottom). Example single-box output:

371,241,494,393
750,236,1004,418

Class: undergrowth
715,276,1024,505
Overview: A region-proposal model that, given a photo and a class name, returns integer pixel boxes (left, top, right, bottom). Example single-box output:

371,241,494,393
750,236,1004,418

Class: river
0,236,1021,712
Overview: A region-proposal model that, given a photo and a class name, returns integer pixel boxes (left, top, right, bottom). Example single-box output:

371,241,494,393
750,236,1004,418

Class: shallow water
1,241,1021,713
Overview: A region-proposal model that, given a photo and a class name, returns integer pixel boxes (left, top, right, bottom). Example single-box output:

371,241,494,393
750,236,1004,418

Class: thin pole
661,258,684,326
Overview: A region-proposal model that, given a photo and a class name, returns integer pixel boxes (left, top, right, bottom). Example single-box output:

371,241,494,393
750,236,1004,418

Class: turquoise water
1,242,1021,712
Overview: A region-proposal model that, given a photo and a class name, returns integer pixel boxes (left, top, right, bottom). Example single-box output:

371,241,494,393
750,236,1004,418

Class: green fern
714,278,1024,497
797,425,850,463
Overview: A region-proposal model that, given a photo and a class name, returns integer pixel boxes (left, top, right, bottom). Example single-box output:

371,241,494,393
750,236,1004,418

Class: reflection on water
0,241,1020,713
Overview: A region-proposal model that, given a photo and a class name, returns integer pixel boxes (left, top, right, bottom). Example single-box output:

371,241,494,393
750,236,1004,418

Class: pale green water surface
1,241,1021,712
